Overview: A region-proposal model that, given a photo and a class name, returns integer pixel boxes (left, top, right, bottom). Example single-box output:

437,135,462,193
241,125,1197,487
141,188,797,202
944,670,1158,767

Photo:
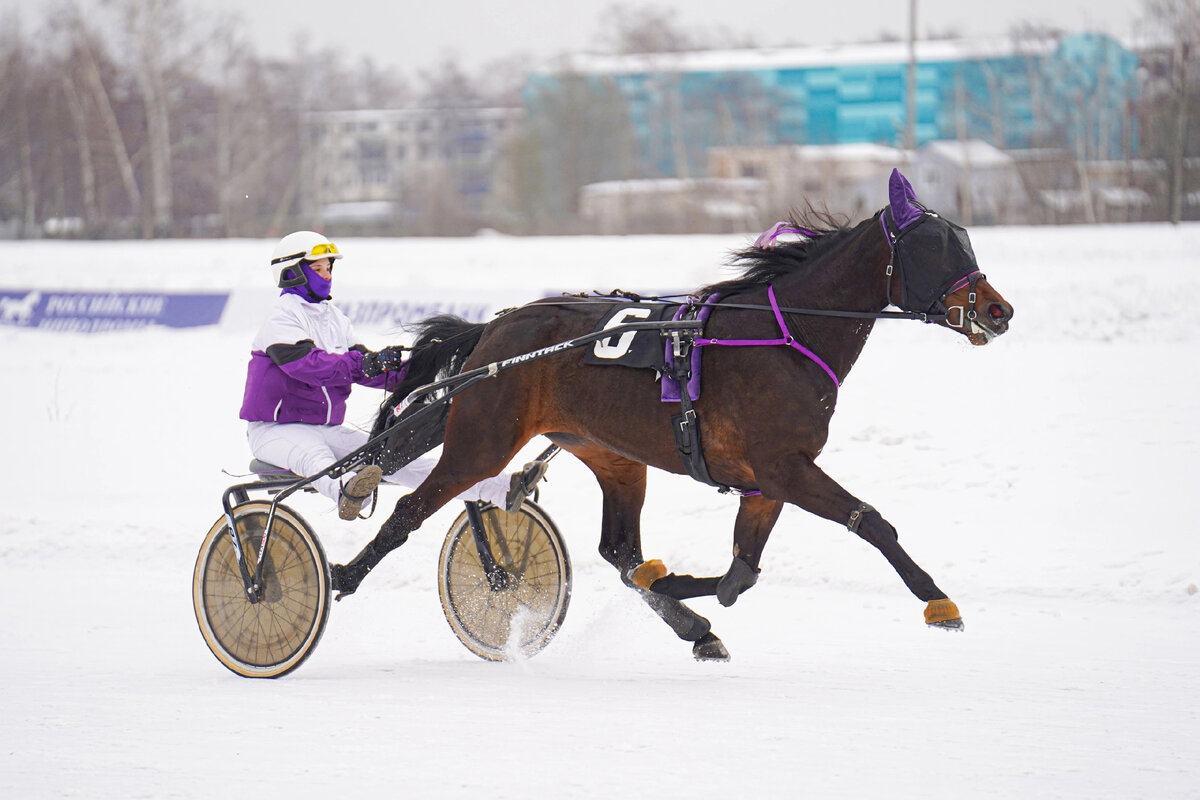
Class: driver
239,231,544,519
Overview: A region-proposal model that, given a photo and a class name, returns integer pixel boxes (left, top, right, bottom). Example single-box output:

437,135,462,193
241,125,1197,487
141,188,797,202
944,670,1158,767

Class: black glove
360,345,406,378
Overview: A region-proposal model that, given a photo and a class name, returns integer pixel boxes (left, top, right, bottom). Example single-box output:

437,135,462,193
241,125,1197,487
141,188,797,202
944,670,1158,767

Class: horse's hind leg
330,481,453,596
630,495,782,608
759,455,963,629
571,446,728,660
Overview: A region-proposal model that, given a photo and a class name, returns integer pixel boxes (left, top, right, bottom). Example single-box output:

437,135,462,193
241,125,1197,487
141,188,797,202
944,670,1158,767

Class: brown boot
338,465,383,520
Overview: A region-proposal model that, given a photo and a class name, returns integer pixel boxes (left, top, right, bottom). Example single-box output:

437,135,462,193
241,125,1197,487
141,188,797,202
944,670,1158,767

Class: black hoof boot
716,556,760,607
692,632,730,662
329,559,373,600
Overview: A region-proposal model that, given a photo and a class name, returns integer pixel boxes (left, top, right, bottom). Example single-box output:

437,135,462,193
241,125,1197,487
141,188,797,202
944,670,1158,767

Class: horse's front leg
758,454,963,630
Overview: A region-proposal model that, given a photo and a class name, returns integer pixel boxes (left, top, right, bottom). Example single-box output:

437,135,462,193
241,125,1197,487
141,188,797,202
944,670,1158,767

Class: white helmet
269,230,343,287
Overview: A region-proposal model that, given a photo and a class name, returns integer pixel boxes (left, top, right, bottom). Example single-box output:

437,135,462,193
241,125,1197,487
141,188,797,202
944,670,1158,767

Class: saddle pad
581,300,712,403
583,302,679,371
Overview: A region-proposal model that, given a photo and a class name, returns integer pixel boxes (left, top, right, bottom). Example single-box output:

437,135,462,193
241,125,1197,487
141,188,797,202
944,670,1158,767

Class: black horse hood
885,168,980,315
890,213,979,315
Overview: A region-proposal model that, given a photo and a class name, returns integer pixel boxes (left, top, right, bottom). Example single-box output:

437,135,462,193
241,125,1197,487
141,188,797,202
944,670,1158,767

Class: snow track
2,224,1197,797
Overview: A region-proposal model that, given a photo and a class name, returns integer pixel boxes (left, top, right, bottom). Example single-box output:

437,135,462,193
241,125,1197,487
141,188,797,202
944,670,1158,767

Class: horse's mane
369,314,485,436
699,205,861,299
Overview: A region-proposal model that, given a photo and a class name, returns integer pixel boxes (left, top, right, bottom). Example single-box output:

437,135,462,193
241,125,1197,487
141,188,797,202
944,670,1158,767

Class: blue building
529,33,1140,180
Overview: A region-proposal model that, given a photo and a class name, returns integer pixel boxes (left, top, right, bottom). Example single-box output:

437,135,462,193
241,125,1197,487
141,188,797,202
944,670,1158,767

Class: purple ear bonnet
888,168,924,230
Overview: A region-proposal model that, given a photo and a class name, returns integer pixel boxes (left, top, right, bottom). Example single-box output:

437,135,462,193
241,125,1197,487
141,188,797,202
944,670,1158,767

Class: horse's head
884,169,1013,345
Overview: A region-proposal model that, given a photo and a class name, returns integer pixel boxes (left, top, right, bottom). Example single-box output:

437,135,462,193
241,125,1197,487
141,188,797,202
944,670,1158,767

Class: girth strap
666,300,759,497
671,407,720,487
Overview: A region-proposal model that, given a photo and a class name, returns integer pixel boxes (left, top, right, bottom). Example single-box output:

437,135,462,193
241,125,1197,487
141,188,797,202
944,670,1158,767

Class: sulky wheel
438,501,571,661
193,501,331,678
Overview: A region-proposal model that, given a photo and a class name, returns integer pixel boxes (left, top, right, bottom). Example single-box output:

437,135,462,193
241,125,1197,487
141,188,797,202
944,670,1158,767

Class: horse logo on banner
0,290,42,326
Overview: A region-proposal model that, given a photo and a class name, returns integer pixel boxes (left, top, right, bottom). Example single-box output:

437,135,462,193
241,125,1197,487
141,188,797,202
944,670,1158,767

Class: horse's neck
785,215,890,313
775,214,891,383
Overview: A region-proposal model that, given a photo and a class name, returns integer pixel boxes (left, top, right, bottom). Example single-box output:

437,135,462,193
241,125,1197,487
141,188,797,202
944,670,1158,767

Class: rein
550,292,948,324
485,209,980,396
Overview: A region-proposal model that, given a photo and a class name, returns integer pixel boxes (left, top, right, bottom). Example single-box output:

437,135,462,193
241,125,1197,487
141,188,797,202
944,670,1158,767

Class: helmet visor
270,241,340,269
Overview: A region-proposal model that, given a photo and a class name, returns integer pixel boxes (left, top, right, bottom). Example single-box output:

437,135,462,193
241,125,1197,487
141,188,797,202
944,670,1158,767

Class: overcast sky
3,0,1145,75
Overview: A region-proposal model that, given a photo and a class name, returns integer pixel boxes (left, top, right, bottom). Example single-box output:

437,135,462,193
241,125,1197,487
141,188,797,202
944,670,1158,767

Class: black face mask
886,209,980,316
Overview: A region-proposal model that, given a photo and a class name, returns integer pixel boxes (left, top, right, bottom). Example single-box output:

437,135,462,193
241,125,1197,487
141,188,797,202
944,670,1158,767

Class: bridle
879,207,985,331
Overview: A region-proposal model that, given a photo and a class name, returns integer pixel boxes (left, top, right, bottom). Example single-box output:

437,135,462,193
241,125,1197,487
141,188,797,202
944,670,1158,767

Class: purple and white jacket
239,292,404,425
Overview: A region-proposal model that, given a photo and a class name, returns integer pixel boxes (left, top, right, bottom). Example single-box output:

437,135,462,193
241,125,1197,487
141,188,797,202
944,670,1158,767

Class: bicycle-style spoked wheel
193,501,331,678
438,502,571,661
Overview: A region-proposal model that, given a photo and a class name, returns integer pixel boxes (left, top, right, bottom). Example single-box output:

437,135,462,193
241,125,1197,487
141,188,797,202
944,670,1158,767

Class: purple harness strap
694,284,840,389
947,271,982,294
661,297,718,402
754,222,822,248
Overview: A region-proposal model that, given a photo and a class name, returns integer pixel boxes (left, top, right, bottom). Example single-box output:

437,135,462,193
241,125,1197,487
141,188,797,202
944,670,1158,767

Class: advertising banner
0,289,228,332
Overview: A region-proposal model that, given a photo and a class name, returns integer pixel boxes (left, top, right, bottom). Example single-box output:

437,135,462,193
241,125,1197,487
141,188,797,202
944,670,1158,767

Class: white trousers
246,421,509,507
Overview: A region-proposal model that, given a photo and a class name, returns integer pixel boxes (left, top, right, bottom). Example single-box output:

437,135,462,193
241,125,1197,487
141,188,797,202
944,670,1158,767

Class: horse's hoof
692,632,730,662
927,618,965,632
329,563,364,600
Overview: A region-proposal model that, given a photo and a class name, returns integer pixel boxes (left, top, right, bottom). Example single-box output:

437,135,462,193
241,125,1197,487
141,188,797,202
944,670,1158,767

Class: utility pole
1171,40,1190,225
905,0,918,151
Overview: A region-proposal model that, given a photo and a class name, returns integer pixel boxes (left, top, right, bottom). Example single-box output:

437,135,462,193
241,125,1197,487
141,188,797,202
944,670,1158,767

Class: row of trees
1,0,1197,239
1141,0,1200,222
0,0,531,238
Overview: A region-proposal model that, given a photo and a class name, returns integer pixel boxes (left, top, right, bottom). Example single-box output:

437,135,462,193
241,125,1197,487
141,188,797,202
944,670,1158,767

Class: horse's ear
888,168,923,229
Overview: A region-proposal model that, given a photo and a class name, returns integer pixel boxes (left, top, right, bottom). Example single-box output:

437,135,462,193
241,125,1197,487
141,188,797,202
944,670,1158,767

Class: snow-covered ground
2,222,1198,798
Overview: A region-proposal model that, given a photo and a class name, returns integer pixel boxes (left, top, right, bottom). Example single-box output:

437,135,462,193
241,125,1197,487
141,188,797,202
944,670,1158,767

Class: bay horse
332,169,1014,660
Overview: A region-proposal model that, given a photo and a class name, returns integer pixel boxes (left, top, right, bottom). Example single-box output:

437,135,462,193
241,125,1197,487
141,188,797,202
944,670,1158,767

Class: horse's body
333,170,1013,659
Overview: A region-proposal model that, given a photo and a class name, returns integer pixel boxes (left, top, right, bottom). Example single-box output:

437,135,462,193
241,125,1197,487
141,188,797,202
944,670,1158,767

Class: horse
331,169,1014,660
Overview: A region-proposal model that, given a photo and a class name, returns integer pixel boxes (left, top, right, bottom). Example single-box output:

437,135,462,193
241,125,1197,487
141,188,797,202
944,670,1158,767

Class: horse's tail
371,314,486,436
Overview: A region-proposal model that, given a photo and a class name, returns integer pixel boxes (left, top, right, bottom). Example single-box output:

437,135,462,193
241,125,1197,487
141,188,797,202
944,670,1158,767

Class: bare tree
351,57,412,109
108,0,186,236
593,4,700,54
4,31,38,236
502,72,638,231
58,72,99,230
69,11,143,234
1142,0,1200,223
475,54,537,107
201,15,304,236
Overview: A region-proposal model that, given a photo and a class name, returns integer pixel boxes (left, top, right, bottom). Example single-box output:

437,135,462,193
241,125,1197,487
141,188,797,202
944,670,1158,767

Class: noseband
941,272,983,329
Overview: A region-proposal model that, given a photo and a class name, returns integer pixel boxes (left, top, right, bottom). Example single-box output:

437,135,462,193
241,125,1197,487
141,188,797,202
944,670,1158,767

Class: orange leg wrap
924,598,961,624
629,559,668,589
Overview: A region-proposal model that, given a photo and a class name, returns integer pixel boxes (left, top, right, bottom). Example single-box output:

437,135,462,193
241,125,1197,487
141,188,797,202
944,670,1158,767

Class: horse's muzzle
965,301,1012,345
946,277,1012,346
